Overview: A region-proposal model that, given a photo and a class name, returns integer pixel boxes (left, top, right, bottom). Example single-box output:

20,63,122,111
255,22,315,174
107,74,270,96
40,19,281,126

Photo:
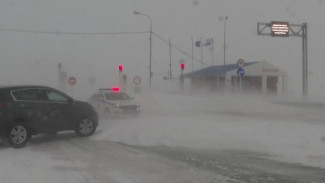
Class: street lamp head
133,11,140,15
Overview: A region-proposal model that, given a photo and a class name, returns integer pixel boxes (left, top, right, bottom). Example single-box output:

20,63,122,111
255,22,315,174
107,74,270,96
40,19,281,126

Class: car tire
6,123,31,148
75,117,97,137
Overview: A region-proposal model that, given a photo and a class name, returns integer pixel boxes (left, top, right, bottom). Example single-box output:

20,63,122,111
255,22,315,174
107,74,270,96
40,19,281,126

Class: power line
0,28,148,35
0,27,207,67
152,32,207,66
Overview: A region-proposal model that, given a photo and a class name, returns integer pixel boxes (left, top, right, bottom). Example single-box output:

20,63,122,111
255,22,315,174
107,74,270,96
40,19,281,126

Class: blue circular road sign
237,68,245,77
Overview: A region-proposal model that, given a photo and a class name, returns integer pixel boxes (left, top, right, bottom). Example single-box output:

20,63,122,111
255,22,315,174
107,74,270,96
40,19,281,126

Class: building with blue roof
184,61,287,94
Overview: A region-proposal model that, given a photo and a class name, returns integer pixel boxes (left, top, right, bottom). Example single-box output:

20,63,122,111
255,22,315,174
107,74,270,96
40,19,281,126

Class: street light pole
134,11,152,89
223,16,228,66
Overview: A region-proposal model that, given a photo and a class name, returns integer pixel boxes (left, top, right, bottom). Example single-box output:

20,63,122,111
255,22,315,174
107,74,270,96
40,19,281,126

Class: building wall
187,61,287,95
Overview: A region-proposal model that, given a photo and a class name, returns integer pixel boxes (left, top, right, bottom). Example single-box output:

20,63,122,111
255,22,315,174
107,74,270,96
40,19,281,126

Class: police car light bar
112,87,120,92
99,87,120,92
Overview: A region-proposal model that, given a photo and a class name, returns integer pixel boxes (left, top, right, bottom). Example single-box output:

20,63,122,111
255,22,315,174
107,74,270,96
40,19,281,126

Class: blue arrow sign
237,68,245,77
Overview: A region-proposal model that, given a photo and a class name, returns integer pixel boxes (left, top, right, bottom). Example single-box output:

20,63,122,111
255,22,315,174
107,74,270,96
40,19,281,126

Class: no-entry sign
68,76,77,86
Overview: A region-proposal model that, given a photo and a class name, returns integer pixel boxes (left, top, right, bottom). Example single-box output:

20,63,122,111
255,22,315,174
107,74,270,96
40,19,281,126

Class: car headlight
114,104,120,107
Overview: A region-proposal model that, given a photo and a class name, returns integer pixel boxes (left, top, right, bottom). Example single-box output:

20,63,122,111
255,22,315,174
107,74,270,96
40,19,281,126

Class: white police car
89,87,140,117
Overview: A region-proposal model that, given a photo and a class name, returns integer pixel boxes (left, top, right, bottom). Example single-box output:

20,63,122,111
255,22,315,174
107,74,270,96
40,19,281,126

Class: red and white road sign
133,76,142,86
237,59,245,68
68,76,77,86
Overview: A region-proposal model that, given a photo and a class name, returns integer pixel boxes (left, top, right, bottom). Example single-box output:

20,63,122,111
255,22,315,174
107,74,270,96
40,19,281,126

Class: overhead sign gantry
257,21,308,96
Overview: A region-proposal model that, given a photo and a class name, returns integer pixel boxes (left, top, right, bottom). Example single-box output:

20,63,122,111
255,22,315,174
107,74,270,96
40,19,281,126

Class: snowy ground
1,92,325,183
96,92,325,168
0,136,231,183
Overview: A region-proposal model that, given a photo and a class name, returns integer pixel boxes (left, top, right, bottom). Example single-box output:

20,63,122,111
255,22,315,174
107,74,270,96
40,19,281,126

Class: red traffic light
118,65,123,72
181,63,185,70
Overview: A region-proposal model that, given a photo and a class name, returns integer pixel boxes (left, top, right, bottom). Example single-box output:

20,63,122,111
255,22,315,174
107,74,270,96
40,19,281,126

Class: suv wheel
7,124,30,148
75,118,97,137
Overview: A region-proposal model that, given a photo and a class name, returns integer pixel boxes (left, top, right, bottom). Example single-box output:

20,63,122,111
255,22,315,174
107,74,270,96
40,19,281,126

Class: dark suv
0,85,98,148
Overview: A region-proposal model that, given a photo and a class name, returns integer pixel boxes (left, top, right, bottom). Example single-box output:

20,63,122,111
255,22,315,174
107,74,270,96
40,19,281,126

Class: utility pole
200,36,203,68
223,16,228,66
302,23,308,95
191,36,194,72
169,38,172,78
133,11,152,89
211,39,214,65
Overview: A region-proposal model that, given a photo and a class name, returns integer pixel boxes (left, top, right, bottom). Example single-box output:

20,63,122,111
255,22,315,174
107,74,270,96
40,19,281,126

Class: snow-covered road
0,136,230,183
1,92,325,183
96,93,325,168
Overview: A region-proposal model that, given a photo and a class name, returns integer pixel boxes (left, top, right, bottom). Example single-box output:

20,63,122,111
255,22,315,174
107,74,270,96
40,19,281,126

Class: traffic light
181,63,185,70
118,65,123,72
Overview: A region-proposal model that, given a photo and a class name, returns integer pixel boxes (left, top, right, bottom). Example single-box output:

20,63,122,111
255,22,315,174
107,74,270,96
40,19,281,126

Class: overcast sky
0,0,324,97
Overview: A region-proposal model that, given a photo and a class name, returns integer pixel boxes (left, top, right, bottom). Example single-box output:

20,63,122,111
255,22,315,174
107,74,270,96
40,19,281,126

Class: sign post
236,59,245,92
133,76,142,94
68,76,77,96
237,68,245,91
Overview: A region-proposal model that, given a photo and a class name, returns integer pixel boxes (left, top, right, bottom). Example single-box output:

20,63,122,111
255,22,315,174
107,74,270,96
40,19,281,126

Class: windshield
1,1,325,183
104,92,131,100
